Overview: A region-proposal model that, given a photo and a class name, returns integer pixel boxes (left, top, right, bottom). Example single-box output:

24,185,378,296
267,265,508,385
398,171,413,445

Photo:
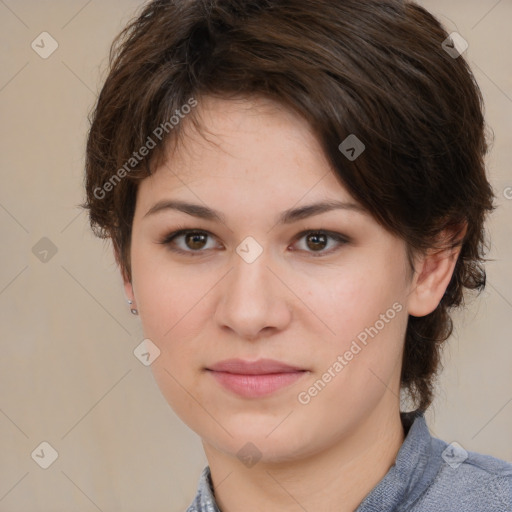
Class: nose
214,250,293,341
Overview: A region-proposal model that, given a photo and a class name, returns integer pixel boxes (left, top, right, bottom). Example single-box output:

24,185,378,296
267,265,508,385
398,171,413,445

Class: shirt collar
355,410,443,511
188,410,441,512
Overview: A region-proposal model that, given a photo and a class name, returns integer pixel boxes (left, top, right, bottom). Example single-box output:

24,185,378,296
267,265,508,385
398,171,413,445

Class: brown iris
305,233,327,251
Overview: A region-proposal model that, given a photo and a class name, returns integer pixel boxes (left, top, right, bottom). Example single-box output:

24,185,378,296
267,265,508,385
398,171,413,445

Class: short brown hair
82,0,496,412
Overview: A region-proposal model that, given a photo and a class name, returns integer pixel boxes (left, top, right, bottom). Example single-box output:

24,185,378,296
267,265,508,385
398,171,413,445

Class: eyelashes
158,227,350,258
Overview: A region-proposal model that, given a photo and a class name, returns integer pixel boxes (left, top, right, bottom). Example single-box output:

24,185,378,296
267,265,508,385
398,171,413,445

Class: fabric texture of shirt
185,410,512,511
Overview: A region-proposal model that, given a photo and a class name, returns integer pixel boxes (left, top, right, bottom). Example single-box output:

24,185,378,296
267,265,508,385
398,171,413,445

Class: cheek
131,253,208,420
131,249,219,390
311,265,399,342
132,246,200,335
304,259,408,388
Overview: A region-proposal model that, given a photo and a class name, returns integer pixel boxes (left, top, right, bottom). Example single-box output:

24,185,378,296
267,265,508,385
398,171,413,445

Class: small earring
127,299,138,314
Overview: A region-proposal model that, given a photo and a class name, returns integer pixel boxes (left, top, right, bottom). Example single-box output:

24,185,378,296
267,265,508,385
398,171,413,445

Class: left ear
407,222,467,318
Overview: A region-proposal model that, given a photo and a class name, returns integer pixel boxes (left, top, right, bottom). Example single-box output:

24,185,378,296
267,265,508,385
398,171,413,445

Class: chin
206,421,315,463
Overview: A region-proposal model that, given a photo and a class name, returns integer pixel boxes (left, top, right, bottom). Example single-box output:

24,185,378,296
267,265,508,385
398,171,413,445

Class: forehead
139,95,354,204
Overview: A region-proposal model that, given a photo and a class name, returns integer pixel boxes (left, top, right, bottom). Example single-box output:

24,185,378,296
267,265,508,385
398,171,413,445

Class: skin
122,95,464,512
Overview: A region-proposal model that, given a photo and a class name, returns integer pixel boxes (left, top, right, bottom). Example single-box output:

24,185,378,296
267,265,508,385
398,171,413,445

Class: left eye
293,231,348,256
159,229,348,257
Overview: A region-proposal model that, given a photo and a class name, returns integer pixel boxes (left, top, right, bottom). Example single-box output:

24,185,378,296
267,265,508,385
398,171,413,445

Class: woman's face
127,95,414,463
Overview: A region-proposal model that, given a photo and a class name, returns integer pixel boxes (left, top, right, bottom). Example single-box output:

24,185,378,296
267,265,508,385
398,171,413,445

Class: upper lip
206,358,306,375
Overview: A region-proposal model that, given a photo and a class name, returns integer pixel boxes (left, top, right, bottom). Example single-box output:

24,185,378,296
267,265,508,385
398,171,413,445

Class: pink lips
206,358,307,398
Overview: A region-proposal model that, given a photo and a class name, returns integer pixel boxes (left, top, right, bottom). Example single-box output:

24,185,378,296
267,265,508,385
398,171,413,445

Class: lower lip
207,370,307,398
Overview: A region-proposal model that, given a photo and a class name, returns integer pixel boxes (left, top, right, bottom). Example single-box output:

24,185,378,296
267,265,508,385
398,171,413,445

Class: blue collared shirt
186,410,512,511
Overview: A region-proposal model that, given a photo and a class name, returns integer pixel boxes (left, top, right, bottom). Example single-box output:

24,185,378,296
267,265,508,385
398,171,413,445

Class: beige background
0,1,511,511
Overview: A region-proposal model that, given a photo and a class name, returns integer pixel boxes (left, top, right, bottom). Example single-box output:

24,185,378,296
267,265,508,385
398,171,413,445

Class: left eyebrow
143,199,367,224
278,200,367,224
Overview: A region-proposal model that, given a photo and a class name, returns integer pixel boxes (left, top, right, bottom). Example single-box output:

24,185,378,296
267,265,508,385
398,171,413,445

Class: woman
83,0,512,510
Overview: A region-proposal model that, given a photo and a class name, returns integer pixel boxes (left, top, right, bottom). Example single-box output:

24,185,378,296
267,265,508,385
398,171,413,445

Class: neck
203,402,405,512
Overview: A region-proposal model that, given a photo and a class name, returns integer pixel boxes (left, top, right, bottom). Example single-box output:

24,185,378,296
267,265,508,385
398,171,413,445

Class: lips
205,358,308,398
206,358,305,375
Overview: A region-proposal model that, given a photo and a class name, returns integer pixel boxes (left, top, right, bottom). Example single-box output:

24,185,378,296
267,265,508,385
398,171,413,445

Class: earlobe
119,258,138,314
123,279,139,315
114,246,137,312
123,279,135,303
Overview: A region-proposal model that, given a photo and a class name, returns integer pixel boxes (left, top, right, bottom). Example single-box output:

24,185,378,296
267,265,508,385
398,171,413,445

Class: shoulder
411,437,512,511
